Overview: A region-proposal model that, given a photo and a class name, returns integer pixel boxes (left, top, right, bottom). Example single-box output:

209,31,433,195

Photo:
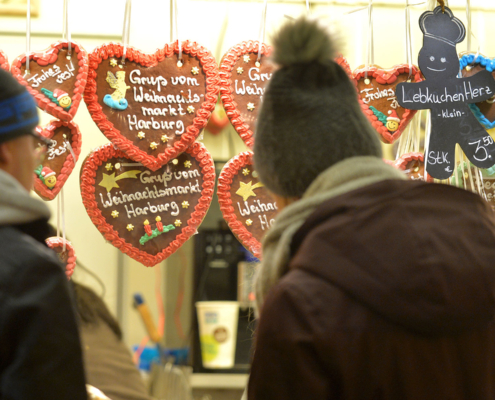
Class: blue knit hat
0,68,39,144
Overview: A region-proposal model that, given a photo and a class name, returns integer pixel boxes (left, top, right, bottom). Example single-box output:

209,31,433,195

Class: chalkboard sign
396,6,495,180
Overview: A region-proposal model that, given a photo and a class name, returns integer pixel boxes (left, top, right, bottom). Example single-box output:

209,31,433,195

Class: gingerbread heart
46,237,77,280
460,53,495,129
395,152,433,182
217,152,278,258
0,50,9,71
354,65,422,144
80,141,215,267
33,119,82,201
84,42,219,171
219,41,273,148
11,41,88,122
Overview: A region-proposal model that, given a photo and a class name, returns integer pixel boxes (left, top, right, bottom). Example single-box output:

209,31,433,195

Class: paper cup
195,301,239,369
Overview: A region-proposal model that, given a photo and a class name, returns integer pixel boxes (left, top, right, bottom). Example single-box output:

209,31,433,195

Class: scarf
254,156,406,312
0,169,51,225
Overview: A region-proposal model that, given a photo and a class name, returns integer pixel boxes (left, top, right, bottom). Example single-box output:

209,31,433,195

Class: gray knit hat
254,17,382,198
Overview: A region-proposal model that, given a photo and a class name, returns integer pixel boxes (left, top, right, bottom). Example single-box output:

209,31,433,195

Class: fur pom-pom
271,17,337,66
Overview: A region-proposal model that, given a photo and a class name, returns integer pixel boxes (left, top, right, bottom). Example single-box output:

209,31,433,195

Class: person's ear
0,141,12,166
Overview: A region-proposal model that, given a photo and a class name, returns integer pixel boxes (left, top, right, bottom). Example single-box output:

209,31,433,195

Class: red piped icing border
219,41,272,149
217,151,263,259
395,152,434,182
11,41,88,122
84,41,220,171
45,237,76,280
80,141,215,267
0,50,9,71
33,119,82,201
353,64,423,144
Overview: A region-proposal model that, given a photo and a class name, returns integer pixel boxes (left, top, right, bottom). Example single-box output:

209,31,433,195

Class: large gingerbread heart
80,141,215,267
460,53,495,129
217,152,278,258
395,152,433,182
84,42,219,171
0,50,8,71
46,237,76,280
11,41,88,121
354,65,422,144
219,41,273,148
33,119,82,201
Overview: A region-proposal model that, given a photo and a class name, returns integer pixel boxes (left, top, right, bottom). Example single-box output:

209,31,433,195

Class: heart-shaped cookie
11,41,88,122
84,42,219,171
80,141,215,267
460,53,495,129
46,237,76,280
217,151,278,258
0,50,9,71
354,65,422,144
33,119,82,201
395,152,433,182
219,41,273,148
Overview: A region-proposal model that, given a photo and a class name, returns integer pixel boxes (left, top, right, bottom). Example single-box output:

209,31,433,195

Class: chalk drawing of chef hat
419,6,465,47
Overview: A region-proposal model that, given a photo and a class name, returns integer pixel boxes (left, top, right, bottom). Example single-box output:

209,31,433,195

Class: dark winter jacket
0,170,86,399
249,179,495,400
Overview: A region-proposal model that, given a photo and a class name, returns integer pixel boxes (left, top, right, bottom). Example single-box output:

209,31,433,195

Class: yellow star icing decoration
111,210,119,218
237,67,244,74
126,224,134,231
182,201,189,209
191,67,200,75
150,142,158,150
184,160,192,168
242,168,250,176
246,219,253,226
187,106,195,114
161,135,168,143
99,173,120,192
99,170,141,192
247,103,255,111
174,219,182,227
243,55,250,63
236,180,264,201
137,131,146,139
109,58,118,67
105,163,113,171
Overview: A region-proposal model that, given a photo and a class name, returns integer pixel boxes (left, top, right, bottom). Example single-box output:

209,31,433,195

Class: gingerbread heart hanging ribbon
0,50,8,71
217,152,278,259
33,119,82,201
84,42,219,171
80,142,215,267
46,237,76,280
354,65,423,144
219,41,273,148
460,53,495,129
11,41,88,121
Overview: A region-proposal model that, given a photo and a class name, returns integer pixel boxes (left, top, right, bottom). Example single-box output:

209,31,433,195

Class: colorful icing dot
172,159,178,165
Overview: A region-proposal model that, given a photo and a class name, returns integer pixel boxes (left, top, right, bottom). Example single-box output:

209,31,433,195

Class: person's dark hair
71,281,123,340
254,17,382,198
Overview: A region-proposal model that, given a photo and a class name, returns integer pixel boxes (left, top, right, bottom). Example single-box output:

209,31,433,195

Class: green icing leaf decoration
369,106,388,125
139,224,176,245
41,88,60,107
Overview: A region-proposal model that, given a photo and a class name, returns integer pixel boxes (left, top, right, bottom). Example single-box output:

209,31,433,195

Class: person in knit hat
248,17,495,400
0,68,87,399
